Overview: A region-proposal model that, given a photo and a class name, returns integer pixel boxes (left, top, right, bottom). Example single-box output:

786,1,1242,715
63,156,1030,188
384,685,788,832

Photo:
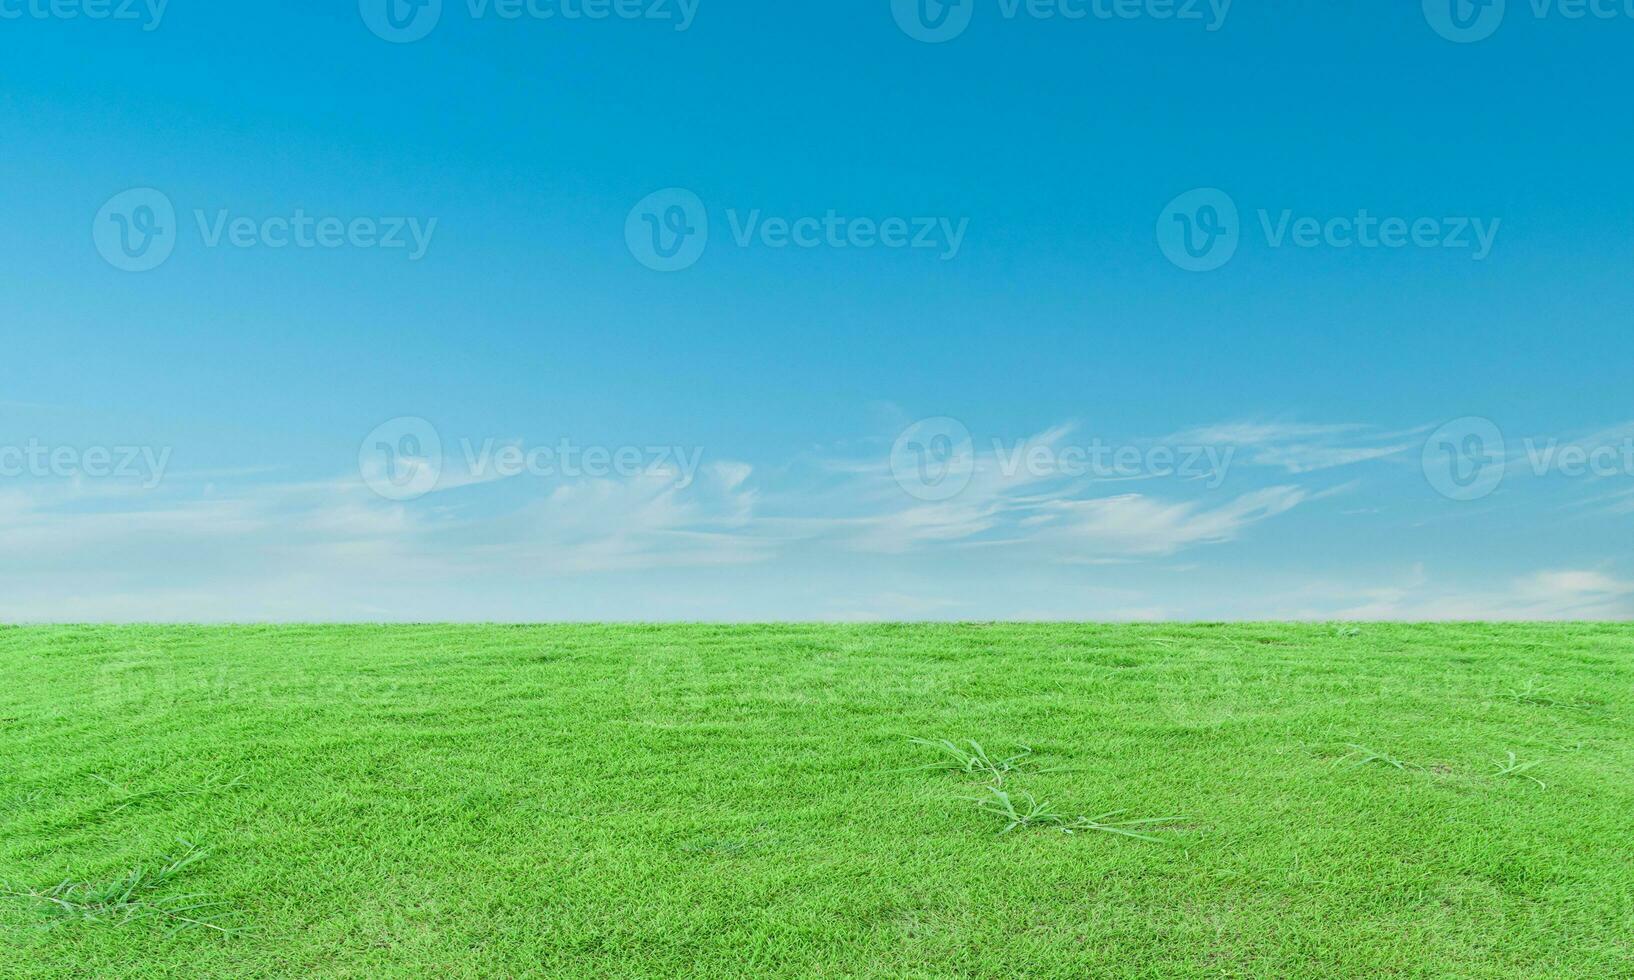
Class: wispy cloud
1172,419,1422,474
3,414,1627,621
791,425,1306,558
1326,564,1634,620
460,463,768,573
0,458,768,619
1037,485,1307,559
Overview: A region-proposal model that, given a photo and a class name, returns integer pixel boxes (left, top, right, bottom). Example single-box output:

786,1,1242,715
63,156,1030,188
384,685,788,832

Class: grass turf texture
1,624,1631,978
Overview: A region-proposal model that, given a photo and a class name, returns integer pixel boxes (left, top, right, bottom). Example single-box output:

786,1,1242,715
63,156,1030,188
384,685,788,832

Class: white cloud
790,425,1310,561
468,463,769,573
1172,419,1421,474
1173,421,1371,445
1328,566,1634,620
5,413,1626,622
1039,485,1307,558
796,425,1080,553
0,459,770,619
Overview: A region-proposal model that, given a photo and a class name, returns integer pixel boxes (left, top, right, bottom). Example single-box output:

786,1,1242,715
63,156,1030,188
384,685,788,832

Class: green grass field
2,624,1631,978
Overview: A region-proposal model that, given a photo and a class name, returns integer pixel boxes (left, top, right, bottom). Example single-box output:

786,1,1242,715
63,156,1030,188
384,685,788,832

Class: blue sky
3,1,1633,620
